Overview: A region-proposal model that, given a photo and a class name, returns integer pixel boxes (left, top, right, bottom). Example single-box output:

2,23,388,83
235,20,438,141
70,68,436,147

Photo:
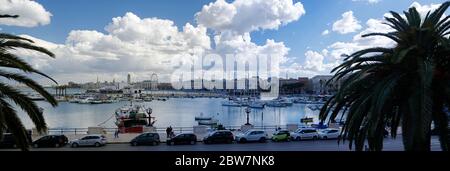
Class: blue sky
0,0,447,83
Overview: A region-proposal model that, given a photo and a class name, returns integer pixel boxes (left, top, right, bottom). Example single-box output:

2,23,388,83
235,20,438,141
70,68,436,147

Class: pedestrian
114,129,119,138
166,126,172,138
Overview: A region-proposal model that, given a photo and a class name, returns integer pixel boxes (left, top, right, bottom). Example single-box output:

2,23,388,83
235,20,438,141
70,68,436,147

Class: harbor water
17,97,323,129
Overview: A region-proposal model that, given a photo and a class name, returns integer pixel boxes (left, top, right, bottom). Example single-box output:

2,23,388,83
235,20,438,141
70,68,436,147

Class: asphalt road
1,136,442,151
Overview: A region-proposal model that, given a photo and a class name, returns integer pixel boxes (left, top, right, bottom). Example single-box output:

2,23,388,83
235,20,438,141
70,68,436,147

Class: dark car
32,135,68,148
0,132,32,149
130,132,160,146
167,133,197,145
203,130,234,144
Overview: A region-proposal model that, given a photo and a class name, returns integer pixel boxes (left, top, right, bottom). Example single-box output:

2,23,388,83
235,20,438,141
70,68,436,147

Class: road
1,136,443,151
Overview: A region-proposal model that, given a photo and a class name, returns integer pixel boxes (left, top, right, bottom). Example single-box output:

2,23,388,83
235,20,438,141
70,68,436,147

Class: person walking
168,126,173,138
114,129,119,138
166,126,171,139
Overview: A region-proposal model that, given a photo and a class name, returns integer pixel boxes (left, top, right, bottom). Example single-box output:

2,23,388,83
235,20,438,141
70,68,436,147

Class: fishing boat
115,102,155,133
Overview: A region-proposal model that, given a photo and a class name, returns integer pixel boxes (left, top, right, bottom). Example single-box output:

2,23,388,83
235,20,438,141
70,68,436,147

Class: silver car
235,130,268,143
70,135,107,147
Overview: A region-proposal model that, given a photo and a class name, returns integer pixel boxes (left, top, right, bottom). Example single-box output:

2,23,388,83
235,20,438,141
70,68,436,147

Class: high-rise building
127,73,131,84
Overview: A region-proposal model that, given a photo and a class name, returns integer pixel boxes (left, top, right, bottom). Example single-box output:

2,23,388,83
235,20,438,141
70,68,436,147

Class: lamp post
245,107,251,125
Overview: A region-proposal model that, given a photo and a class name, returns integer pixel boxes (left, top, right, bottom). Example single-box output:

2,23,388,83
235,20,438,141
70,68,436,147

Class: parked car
166,133,197,145
0,132,32,149
271,130,291,142
235,130,268,143
130,132,160,146
70,134,107,147
0,133,17,148
203,130,234,144
290,128,319,141
32,135,68,148
318,129,340,140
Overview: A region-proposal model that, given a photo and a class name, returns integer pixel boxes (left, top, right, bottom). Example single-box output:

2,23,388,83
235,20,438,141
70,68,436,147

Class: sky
0,0,447,85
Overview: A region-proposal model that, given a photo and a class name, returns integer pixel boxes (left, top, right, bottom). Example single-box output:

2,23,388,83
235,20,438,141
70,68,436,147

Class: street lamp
245,107,251,125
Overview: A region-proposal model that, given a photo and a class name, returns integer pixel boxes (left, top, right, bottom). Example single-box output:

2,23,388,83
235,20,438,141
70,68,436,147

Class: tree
0,15,58,151
319,2,450,151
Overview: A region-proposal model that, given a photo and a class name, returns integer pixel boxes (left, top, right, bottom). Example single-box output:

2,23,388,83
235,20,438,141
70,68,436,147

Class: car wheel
323,136,328,140
259,137,266,143
296,137,301,141
132,141,138,146
313,136,318,140
190,140,196,145
239,138,247,143
287,138,291,142
55,143,60,148
71,143,79,148
226,139,232,144
152,141,157,146
33,144,39,148
94,142,101,147
13,144,17,148
170,141,175,146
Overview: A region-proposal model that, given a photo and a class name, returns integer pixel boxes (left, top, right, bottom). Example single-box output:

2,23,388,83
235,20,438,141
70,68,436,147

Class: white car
70,134,107,147
290,128,319,141
318,129,341,140
235,130,268,143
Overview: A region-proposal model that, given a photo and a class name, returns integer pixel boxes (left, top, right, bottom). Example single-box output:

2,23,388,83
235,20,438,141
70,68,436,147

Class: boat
221,100,242,107
68,98,80,103
195,112,212,120
248,101,265,109
90,100,103,104
198,119,218,126
143,97,153,102
28,93,45,101
79,97,94,104
307,104,323,111
115,102,155,133
265,98,293,107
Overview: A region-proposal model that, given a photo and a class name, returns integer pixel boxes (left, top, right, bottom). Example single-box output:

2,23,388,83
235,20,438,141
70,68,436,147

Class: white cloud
352,0,381,4
0,0,52,27
322,29,329,36
14,1,298,84
196,0,305,34
9,0,305,84
13,12,212,83
332,11,362,34
410,1,442,17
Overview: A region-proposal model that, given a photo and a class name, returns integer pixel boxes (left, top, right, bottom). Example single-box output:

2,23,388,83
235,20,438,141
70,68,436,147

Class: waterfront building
308,75,339,95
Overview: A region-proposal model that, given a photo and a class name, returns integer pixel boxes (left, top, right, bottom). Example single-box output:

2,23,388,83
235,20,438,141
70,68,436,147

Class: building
127,73,131,84
279,77,309,95
134,80,158,90
308,75,339,95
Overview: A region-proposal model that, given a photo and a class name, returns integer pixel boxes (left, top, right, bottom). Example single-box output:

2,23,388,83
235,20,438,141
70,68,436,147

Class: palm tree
319,2,450,151
0,15,58,151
